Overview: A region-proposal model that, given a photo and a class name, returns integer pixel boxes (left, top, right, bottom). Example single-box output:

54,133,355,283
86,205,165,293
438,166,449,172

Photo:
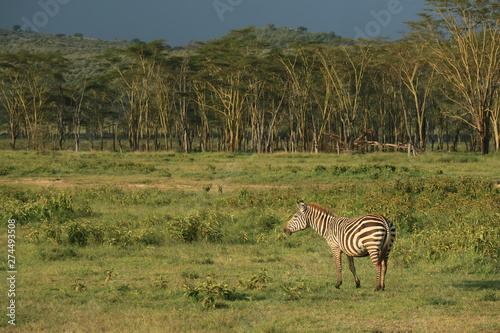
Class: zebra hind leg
374,262,384,291
347,256,361,288
373,256,390,291
368,249,385,291
379,258,388,291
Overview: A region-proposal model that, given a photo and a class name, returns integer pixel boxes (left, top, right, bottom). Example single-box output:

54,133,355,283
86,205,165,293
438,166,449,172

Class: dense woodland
0,0,499,154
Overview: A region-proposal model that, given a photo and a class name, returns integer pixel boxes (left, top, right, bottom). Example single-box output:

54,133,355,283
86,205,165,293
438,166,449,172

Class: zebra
283,201,396,291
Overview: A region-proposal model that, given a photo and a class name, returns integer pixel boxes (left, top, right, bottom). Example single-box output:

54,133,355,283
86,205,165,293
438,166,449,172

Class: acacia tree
409,0,500,154
394,41,436,150
311,45,336,153
192,80,212,152
317,44,374,150
166,51,196,153
279,42,317,152
152,61,175,151
0,54,21,149
492,89,500,151
364,44,403,148
102,40,168,151
0,52,67,150
84,75,119,151
258,49,287,153
66,79,87,152
195,28,258,152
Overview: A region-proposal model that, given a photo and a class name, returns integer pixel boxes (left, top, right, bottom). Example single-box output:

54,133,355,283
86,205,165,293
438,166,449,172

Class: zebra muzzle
284,228,292,236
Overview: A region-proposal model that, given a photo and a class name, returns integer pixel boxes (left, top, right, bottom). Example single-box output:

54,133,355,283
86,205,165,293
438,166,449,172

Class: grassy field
1,150,499,332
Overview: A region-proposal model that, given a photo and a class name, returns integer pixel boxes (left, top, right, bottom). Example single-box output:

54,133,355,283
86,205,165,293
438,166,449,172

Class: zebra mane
307,203,336,217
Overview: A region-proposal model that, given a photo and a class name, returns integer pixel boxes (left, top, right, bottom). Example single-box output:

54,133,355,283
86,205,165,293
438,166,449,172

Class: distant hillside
0,29,136,83
252,25,353,47
0,26,351,83
0,25,351,55
0,29,133,55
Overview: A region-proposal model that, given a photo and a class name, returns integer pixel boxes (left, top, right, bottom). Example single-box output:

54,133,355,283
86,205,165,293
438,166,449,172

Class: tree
101,40,168,151
317,44,374,150
266,23,276,31
251,49,287,153
167,52,194,153
393,41,436,150
279,42,318,152
0,52,67,150
408,0,500,154
0,55,21,149
491,89,500,151
195,27,261,152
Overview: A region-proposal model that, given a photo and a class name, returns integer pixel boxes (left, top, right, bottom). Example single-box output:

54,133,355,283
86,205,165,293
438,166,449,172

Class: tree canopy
0,3,499,154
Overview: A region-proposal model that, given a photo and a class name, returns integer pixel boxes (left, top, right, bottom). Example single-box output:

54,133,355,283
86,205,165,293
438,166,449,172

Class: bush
166,210,224,242
105,217,165,246
314,165,327,172
183,273,237,309
330,163,418,180
257,212,281,231
238,268,270,290
25,216,165,247
38,245,79,261
72,159,156,174
66,219,104,246
414,210,500,261
1,187,91,224
281,272,308,301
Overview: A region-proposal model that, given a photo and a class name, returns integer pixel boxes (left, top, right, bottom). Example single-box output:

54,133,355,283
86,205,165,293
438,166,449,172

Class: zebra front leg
331,248,343,289
347,256,361,288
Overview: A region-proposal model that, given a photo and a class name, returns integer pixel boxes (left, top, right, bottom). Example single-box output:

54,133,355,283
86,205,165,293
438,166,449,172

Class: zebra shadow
453,280,500,291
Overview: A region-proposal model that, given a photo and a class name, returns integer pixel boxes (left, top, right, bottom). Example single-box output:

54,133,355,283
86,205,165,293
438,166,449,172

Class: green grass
0,150,499,332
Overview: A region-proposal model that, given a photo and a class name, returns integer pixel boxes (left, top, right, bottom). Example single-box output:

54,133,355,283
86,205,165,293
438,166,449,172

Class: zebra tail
377,218,392,265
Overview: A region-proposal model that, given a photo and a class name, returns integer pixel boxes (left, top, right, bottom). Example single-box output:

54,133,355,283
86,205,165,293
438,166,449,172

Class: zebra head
284,201,309,236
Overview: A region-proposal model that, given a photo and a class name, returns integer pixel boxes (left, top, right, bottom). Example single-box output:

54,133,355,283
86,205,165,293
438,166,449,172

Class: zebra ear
297,201,307,211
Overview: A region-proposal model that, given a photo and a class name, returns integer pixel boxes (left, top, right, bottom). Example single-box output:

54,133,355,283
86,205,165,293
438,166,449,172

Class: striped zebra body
284,202,396,291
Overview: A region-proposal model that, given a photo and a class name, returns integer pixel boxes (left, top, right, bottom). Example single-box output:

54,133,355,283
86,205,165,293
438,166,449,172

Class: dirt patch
0,178,290,192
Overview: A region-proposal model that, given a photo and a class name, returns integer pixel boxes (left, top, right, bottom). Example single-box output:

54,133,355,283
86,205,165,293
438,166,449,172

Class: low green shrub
238,268,270,290
66,219,105,246
25,216,165,247
1,187,91,224
37,245,79,261
331,163,411,179
0,164,14,175
166,210,224,242
72,159,156,174
281,272,308,301
105,218,165,246
183,273,238,309
314,165,327,172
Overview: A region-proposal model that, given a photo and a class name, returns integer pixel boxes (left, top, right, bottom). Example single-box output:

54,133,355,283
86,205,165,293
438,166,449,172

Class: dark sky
0,0,427,46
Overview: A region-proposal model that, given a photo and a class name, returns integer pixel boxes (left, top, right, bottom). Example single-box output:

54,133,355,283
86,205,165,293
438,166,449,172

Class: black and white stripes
284,201,396,291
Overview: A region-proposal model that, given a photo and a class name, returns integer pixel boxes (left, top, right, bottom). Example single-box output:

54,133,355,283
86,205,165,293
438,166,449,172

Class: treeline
0,0,499,154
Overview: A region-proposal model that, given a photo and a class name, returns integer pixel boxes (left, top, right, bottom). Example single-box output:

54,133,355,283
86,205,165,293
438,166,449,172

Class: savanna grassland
0,149,499,332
